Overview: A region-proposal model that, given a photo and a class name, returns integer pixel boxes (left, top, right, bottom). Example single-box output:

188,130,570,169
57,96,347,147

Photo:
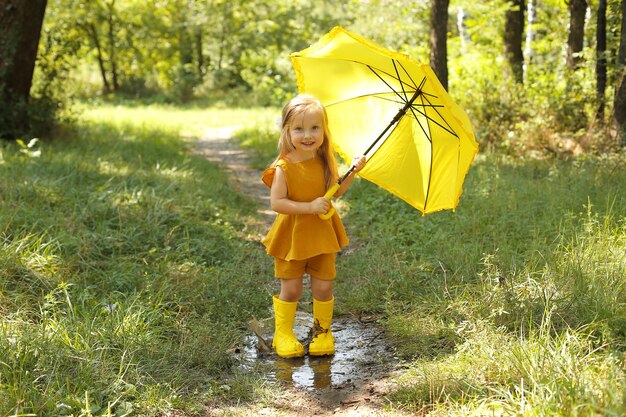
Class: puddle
239,311,397,390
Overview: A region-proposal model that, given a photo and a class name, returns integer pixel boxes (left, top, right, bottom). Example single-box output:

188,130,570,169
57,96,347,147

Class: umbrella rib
368,65,408,103
417,93,434,211
409,106,434,144
406,75,457,137
396,60,420,95
373,95,444,109
416,92,458,138
325,92,443,109
324,92,403,108
392,60,409,102
375,93,445,108
410,105,458,138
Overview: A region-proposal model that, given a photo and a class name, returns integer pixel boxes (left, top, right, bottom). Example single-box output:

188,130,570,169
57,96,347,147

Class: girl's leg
309,277,335,356
280,276,303,302
273,276,305,358
310,277,333,301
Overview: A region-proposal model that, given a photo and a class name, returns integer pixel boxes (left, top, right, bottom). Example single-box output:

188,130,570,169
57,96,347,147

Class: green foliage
37,0,625,150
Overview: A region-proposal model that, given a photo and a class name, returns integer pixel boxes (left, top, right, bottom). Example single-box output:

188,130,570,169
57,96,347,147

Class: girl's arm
270,166,330,215
335,155,366,197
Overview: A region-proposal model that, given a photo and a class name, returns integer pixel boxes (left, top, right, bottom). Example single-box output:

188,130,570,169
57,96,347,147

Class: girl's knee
311,278,333,301
280,278,303,301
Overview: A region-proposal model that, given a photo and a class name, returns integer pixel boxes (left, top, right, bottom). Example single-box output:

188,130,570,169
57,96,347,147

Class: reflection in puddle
274,356,333,389
239,311,395,390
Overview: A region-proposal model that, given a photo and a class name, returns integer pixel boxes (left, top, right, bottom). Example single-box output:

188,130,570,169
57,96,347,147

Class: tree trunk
180,27,193,67
0,0,47,139
566,0,587,71
86,23,111,93
430,0,449,91
195,29,204,80
456,6,467,54
524,0,536,80
596,0,607,120
106,0,119,91
504,0,525,83
617,0,626,69
614,0,626,146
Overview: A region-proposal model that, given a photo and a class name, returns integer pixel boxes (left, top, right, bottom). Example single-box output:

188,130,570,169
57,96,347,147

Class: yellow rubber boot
309,297,335,356
272,295,305,358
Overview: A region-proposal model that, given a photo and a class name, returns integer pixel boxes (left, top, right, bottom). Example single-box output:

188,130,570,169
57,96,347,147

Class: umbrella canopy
291,27,478,214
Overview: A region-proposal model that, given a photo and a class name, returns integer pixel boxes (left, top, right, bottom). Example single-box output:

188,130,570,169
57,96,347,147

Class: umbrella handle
318,183,340,220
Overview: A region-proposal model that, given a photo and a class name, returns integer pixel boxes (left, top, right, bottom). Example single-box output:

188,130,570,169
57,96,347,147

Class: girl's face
288,107,325,158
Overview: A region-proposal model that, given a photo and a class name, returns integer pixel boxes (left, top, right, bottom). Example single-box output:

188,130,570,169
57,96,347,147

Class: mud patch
235,310,407,416
240,311,396,391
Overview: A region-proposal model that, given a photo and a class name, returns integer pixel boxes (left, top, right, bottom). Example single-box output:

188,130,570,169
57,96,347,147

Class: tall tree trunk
430,0,449,91
614,0,626,146
617,0,626,68
106,0,119,91
180,27,193,67
456,6,467,54
0,0,47,139
504,0,525,83
596,0,607,120
524,0,536,80
86,23,111,93
566,0,588,71
195,29,204,80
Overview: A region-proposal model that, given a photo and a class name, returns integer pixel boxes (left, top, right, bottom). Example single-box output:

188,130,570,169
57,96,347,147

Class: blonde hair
271,94,338,190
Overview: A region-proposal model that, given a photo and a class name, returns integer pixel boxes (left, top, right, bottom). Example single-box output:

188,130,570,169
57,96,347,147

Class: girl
261,94,366,358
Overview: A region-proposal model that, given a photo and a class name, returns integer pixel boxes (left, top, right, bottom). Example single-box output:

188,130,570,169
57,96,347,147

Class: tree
524,0,536,78
566,0,588,71
504,0,525,83
430,0,450,90
614,0,626,146
596,0,607,120
0,0,48,139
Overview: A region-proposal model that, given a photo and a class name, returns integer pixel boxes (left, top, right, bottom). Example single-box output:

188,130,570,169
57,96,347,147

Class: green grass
0,104,277,415
238,123,626,415
1,103,625,416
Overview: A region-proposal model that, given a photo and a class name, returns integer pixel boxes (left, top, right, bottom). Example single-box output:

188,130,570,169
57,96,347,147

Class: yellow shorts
274,253,336,281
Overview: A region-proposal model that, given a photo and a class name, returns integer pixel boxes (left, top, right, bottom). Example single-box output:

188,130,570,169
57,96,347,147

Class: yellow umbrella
291,27,478,215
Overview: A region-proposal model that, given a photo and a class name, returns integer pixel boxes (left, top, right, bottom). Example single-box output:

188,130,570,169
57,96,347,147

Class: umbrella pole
319,89,421,220
338,88,422,185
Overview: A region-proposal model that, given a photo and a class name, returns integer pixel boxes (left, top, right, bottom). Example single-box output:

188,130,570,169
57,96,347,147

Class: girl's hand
352,155,367,173
309,197,330,214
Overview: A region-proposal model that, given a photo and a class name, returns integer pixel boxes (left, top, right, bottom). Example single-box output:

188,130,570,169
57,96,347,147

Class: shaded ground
193,127,410,416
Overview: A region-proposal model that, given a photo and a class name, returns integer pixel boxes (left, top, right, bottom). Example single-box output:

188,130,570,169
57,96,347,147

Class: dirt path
193,127,410,417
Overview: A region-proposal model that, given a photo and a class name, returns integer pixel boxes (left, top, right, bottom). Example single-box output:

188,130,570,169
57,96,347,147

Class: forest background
2,0,626,150
0,0,625,416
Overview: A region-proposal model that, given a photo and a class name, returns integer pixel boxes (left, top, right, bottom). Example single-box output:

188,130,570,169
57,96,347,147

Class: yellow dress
262,157,349,261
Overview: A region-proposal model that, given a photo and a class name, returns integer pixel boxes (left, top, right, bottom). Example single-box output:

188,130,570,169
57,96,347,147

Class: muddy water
240,310,397,390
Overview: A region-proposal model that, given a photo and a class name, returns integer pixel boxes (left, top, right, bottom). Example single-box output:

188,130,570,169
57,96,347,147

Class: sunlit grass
78,102,279,138
0,104,275,416
389,314,625,416
1,102,625,416
239,122,626,416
